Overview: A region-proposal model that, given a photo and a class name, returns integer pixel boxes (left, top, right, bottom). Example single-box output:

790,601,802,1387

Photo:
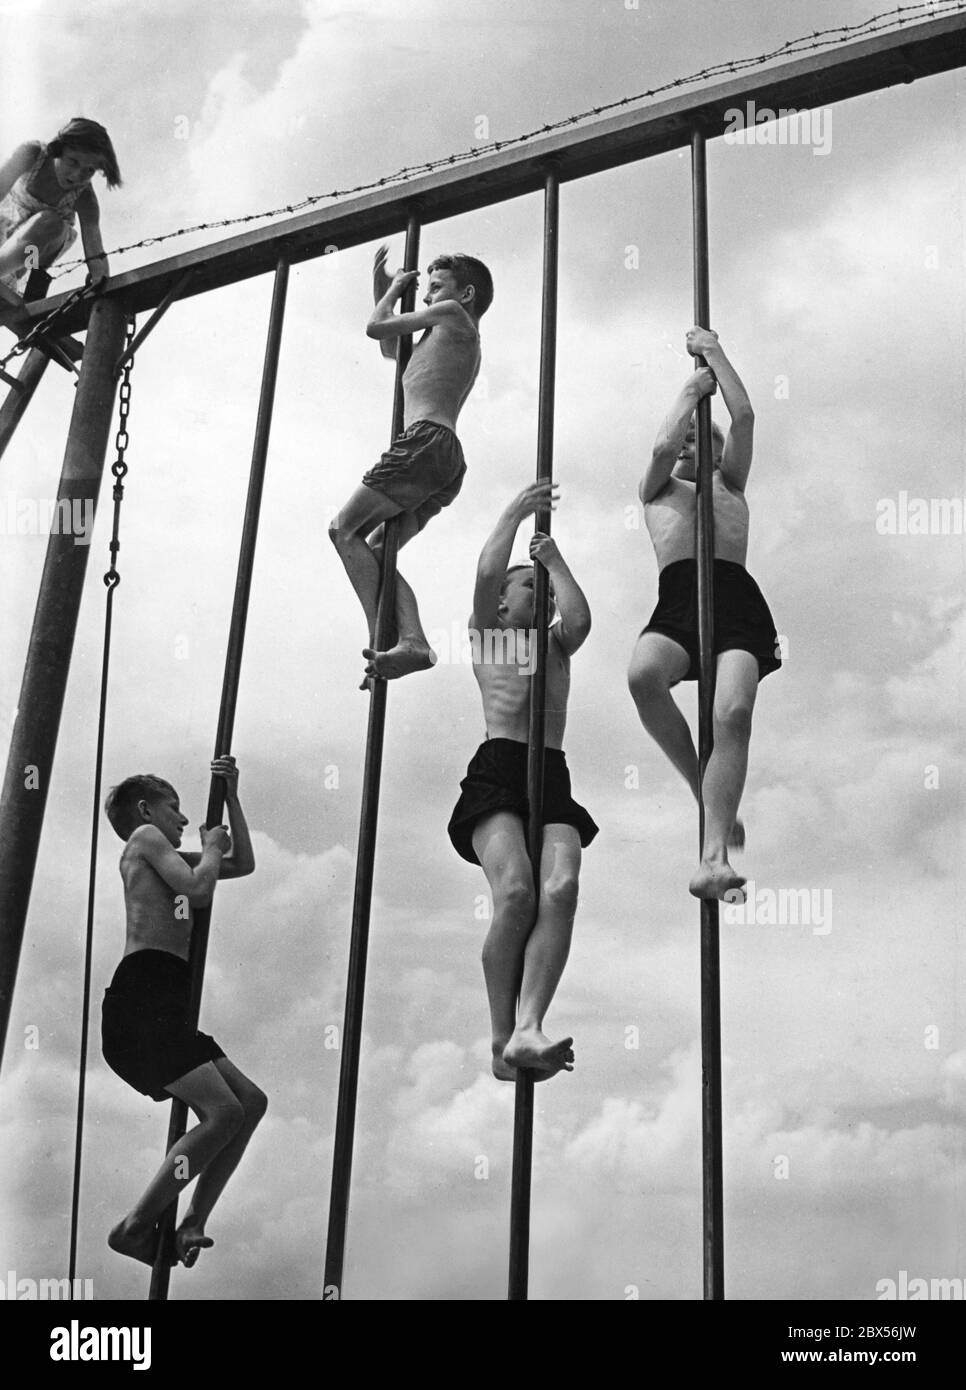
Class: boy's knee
246,1087,268,1123
715,701,754,738
628,662,667,704
543,872,579,916
212,1096,246,1139
496,876,536,920
327,516,344,548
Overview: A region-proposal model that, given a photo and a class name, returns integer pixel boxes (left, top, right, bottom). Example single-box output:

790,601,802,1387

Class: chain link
104,316,137,588
0,284,98,373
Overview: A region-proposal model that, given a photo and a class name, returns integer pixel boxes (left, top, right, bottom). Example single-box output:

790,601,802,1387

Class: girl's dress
0,143,81,292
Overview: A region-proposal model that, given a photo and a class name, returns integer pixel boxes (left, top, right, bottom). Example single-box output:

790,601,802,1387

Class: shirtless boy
329,246,492,683
101,755,265,1269
628,328,780,902
448,481,597,1081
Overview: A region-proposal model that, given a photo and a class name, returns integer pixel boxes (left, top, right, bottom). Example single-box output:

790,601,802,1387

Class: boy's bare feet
503,1027,574,1078
174,1222,213,1268
108,1217,162,1267
362,638,436,681
490,1041,554,1083
689,859,746,901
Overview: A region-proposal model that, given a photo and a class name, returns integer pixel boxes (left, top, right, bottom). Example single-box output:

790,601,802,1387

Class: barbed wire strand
47,1,966,278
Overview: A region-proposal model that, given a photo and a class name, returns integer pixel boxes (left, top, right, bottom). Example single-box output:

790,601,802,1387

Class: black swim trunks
361,419,466,531
641,558,781,682
101,949,224,1102
447,737,599,866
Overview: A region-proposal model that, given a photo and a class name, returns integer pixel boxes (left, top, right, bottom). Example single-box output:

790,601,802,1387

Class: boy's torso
402,320,480,432
118,843,192,962
645,474,749,569
471,623,570,749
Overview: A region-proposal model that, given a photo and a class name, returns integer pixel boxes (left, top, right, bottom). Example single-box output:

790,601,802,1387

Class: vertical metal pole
0,349,50,461
323,213,420,1300
0,298,127,1067
691,127,724,1301
508,168,559,1302
149,258,290,1299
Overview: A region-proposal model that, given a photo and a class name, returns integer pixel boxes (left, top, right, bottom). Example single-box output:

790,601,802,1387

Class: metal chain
0,283,98,372
104,316,137,589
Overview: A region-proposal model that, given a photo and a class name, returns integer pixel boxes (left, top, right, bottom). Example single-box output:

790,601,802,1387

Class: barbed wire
48,0,966,278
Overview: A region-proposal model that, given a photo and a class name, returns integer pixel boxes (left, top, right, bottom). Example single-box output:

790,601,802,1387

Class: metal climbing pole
691,127,724,1301
149,257,290,1298
323,213,421,1300
0,297,128,1069
508,167,559,1302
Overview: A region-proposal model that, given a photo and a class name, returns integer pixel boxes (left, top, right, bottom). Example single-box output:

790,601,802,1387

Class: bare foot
362,639,436,681
729,818,745,852
174,1223,214,1268
689,859,746,902
503,1027,574,1078
490,1042,553,1083
108,1217,160,1267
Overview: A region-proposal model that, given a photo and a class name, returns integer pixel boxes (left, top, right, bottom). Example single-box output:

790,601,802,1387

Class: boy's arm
372,245,397,360
472,481,556,629
180,758,255,880
215,756,255,879
367,270,475,341
687,327,754,491
135,825,228,905
76,187,108,285
368,298,472,341
0,142,38,202
640,367,717,503
530,534,591,655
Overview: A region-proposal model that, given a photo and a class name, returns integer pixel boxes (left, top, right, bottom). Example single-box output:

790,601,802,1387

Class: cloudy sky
0,0,964,1302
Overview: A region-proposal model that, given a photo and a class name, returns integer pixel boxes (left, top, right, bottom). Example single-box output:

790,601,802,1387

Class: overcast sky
0,0,964,1302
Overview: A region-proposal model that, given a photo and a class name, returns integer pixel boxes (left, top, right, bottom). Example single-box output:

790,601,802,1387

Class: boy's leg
689,648,759,901
108,1062,245,1267
629,630,745,850
330,490,435,679
471,811,537,1082
628,632,698,796
175,1057,267,1259
503,824,580,1079
363,511,436,678
329,484,405,636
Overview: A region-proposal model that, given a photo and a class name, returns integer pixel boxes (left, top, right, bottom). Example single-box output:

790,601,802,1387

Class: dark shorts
101,949,224,1102
447,737,599,866
361,419,466,530
641,559,782,683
